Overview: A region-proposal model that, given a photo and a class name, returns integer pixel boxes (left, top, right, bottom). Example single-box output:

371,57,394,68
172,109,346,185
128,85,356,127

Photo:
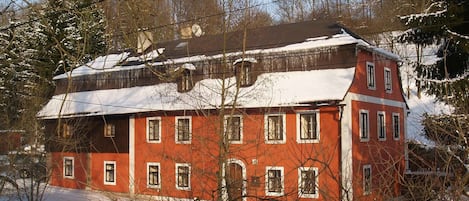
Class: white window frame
104,123,115,137
264,113,286,144
377,111,386,141
224,115,243,144
265,166,284,196
366,62,376,90
63,157,74,179
392,113,400,140
363,165,372,195
147,162,161,189
359,110,370,142
296,111,320,143
384,67,392,93
147,117,162,143
175,116,192,144
104,161,116,185
298,167,319,198
175,163,191,191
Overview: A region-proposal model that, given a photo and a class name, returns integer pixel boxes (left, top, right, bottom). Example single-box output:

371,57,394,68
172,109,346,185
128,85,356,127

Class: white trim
377,111,386,141
363,164,372,195
147,117,162,143
147,162,161,189
175,116,192,144
298,167,319,198
296,110,320,143
339,96,353,200
366,62,376,90
384,67,392,93
175,163,191,191
104,161,116,185
129,116,135,195
224,115,243,144
346,92,407,108
63,157,74,179
265,166,284,196
359,109,370,142
264,113,286,144
224,159,247,201
392,113,400,140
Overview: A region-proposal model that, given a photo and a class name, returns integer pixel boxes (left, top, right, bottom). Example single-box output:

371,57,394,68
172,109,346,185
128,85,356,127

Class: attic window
180,69,193,92
235,61,254,87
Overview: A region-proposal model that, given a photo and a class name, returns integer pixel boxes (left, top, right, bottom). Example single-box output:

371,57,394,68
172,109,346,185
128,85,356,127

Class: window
180,70,193,92
175,117,191,144
63,157,74,179
147,162,160,188
224,115,242,143
384,68,392,93
377,111,386,141
298,167,319,198
297,112,320,143
392,113,400,140
366,62,375,89
176,163,191,190
265,166,284,196
104,123,115,137
147,117,161,143
360,110,370,141
265,114,286,144
61,123,71,138
237,62,252,86
363,165,372,195
104,161,116,185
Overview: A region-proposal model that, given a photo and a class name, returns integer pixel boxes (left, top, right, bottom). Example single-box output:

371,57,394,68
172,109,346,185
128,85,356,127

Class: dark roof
151,20,357,60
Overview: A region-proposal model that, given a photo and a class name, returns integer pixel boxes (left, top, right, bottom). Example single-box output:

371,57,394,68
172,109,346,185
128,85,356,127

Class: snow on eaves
38,67,356,119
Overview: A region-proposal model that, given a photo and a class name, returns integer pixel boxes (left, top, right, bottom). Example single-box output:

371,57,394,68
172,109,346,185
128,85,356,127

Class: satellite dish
192,24,203,37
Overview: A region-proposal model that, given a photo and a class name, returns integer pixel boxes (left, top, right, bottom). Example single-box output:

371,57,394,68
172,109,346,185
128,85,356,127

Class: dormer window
177,63,195,92
234,58,256,87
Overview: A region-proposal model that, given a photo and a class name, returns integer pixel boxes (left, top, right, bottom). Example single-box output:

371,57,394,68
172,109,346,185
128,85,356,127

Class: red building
39,20,407,200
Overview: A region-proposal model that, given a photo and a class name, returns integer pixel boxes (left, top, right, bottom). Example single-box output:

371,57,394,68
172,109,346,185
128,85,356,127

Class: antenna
192,24,203,37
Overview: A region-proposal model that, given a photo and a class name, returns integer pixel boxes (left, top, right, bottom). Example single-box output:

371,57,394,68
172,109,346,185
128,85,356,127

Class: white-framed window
377,111,386,141
104,123,115,137
384,67,392,93
104,161,116,185
392,113,400,140
265,166,284,196
176,163,191,190
175,116,191,144
366,62,376,90
224,115,243,144
264,113,286,144
298,167,319,198
296,111,320,143
147,162,161,188
359,110,370,142
63,157,74,179
147,117,161,143
363,165,372,195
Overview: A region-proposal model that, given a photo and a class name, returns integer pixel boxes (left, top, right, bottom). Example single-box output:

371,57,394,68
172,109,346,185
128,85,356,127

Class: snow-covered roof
38,67,356,119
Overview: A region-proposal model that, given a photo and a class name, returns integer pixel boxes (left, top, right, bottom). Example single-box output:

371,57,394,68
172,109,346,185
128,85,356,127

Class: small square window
297,112,320,143
147,117,161,143
366,62,376,90
104,161,116,185
392,113,400,140
265,166,284,196
384,68,392,93
298,167,318,198
224,115,242,143
104,123,115,137
63,157,74,179
176,163,191,190
175,117,191,144
377,111,386,141
265,114,286,144
363,165,372,195
147,162,160,188
360,110,370,142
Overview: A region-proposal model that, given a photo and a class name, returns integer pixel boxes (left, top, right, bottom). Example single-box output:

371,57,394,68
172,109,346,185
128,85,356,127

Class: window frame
392,113,400,140
175,116,192,144
237,61,252,86
264,113,286,144
104,123,115,137
366,62,376,90
147,117,162,143
265,166,284,196
104,161,116,185
224,115,243,144
377,111,386,141
384,67,392,93
180,69,193,92
359,110,370,142
296,111,320,143
61,123,71,138
63,157,74,179
175,163,191,191
363,165,372,195
298,167,319,198
147,162,161,189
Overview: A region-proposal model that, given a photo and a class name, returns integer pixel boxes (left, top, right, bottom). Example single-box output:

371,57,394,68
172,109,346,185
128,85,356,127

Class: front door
227,163,243,201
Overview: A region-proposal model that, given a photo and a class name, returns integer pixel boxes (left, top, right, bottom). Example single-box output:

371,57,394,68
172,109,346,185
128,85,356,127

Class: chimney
137,30,153,53
180,26,192,39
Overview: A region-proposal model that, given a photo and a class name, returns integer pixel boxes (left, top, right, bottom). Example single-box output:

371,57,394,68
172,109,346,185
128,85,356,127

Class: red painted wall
49,152,88,189
90,153,129,193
